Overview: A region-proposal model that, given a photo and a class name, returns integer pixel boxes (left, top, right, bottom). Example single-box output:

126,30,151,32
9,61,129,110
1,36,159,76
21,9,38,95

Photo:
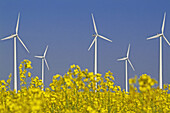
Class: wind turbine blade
34,56,43,58
91,13,98,34
147,34,161,40
98,35,112,42
44,45,48,57
117,57,127,61
162,12,166,33
127,44,130,57
128,59,135,71
1,34,16,40
163,35,170,46
17,36,30,53
16,13,20,34
88,36,97,51
44,58,49,70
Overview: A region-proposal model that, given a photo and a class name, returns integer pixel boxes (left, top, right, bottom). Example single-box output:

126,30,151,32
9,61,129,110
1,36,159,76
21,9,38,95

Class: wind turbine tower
88,13,112,79
147,12,170,89
1,13,30,93
117,44,135,92
35,45,49,90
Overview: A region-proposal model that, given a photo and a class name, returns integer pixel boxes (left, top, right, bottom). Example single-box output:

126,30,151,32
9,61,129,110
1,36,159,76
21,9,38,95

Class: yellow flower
7,79,11,84
26,64,32,68
139,80,144,86
139,86,147,92
96,77,101,82
164,84,168,89
70,64,75,68
96,73,102,77
129,78,133,84
105,78,109,81
28,72,31,77
117,86,121,91
76,65,80,69
1,80,6,85
87,106,93,112
84,78,88,82
147,85,151,90
19,64,23,69
85,69,88,72
89,72,94,76
110,76,114,80
88,83,91,88
9,74,12,78
51,86,55,90
141,74,148,80
53,74,61,79
150,81,154,86
1,62,169,112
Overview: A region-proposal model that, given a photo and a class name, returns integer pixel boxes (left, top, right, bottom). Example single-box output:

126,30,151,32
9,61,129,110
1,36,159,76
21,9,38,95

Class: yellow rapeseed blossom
28,72,31,77
0,60,170,112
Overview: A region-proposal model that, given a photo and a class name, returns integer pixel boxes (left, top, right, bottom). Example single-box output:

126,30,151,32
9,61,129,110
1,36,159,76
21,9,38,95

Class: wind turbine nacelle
11,34,17,37
14,34,18,37
92,34,96,37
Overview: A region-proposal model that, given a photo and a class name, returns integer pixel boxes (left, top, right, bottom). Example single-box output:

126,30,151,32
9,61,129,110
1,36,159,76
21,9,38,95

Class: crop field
0,59,169,113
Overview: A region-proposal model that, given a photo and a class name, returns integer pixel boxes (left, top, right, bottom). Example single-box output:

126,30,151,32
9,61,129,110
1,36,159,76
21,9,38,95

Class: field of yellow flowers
0,59,170,113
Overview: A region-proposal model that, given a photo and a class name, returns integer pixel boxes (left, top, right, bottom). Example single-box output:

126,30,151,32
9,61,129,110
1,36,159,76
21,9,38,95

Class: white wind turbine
117,44,135,92
35,45,49,90
1,13,30,93
88,13,112,77
147,12,170,89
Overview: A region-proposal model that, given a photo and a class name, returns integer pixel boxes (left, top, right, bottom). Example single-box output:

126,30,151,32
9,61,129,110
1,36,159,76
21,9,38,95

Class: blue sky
0,0,170,90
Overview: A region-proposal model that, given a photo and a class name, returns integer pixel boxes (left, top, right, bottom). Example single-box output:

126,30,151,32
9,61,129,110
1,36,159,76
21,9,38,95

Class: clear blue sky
0,0,170,90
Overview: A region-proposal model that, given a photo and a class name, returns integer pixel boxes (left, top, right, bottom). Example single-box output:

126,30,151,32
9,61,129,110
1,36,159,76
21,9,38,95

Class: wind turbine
88,13,112,77
35,45,49,90
1,13,30,93
147,12,170,89
117,44,135,92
